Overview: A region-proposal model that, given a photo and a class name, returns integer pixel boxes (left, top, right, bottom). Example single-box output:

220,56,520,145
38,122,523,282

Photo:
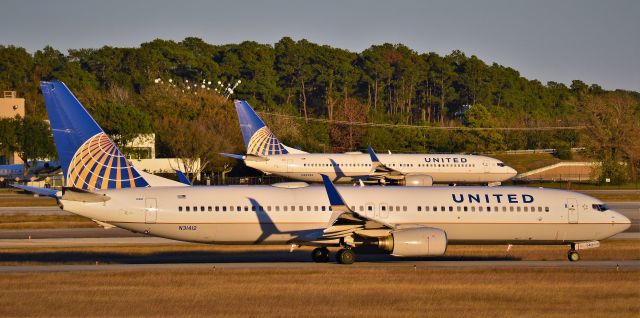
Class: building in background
0,91,25,165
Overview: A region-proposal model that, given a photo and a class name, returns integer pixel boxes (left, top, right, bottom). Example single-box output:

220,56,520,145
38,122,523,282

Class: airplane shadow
0,248,520,265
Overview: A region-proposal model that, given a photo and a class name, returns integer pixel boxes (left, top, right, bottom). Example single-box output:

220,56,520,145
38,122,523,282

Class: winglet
367,145,381,164
175,170,192,186
321,174,346,206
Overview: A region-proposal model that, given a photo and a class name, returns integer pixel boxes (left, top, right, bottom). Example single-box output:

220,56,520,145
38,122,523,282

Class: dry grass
0,196,57,207
0,214,96,229
0,267,637,317
0,240,637,265
589,193,640,201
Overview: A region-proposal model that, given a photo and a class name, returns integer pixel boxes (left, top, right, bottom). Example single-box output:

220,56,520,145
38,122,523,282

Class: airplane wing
367,146,404,178
219,153,268,162
320,174,395,239
10,184,60,198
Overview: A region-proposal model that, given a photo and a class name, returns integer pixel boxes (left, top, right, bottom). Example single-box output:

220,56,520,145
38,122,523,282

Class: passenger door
145,198,158,224
567,198,578,223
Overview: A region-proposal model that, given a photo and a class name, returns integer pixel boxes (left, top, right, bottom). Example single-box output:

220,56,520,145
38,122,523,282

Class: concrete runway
0,260,637,273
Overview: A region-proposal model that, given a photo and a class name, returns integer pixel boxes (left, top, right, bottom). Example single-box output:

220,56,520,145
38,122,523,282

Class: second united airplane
223,101,517,186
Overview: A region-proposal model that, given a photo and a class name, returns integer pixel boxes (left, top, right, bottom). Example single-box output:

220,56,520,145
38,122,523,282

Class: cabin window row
303,163,371,167
179,205,333,212
417,205,550,213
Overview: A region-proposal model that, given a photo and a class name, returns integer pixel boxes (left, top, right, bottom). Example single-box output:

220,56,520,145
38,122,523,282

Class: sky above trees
1,0,638,91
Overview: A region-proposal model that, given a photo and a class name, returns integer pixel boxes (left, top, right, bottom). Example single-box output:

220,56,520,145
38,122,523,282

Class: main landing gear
311,247,330,263
310,247,356,264
336,248,356,265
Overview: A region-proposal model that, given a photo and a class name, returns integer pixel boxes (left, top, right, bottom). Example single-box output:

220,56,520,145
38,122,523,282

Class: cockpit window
497,162,505,167
592,204,609,212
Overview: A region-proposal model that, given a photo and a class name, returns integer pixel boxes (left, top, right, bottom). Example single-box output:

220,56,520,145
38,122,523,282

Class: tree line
0,37,638,182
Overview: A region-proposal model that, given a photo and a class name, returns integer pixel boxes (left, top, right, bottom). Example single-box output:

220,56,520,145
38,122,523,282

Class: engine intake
377,227,447,257
401,174,433,186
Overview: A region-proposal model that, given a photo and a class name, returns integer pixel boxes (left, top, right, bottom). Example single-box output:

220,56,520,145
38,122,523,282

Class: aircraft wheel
568,250,580,262
311,247,330,263
336,248,356,265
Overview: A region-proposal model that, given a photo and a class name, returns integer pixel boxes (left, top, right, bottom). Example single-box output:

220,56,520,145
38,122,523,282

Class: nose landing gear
568,250,580,262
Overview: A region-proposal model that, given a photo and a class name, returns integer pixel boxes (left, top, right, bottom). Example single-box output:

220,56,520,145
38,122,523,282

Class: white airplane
0,160,61,183
26,81,629,265
222,101,517,186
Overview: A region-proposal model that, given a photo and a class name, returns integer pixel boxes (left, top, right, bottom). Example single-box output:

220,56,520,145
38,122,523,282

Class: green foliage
0,116,56,166
0,38,639,173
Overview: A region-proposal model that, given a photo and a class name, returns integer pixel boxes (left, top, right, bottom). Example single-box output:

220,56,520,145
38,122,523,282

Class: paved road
0,260,637,273
0,206,67,215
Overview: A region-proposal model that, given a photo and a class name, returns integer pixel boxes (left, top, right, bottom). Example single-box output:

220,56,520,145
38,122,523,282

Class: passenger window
403,206,407,212
230,206,234,212
479,207,483,212
432,206,437,211
425,206,430,212
368,206,373,211
457,206,461,212
283,206,288,212
267,206,272,211
417,206,422,212
440,206,445,212
251,206,256,211
524,207,528,212
179,206,183,212
545,207,549,212
193,206,197,211
307,206,311,211
186,206,190,212
463,206,468,212
382,206,387,211
538,206,542,212
223,206,227,212
314,206,319,211
448,206,453,212
208,206,212,212
321,206,326,211
502,207,507,212
487,207,491,212
471,206,475,212
517,207,521,212
494,206,498,212
200,206,205,212
509,206,514,212
276,206,280,212
389,206,394,212
215,206,220,212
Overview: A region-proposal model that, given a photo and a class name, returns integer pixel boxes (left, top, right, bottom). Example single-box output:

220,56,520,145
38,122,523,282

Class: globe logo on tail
247,127,289,156
67,132,149,190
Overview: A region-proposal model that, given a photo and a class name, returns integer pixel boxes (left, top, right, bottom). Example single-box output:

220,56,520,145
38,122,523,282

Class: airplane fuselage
61,185,629,246
244,153,517,184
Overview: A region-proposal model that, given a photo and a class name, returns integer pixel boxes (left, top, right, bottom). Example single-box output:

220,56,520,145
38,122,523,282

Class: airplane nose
507,167,518,178
610,209,632,232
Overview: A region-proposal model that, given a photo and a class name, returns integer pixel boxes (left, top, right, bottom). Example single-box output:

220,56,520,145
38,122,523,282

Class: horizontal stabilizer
10,184,60,198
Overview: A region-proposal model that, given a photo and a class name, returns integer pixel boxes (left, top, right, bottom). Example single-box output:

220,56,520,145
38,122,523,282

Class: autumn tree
330,98,369,151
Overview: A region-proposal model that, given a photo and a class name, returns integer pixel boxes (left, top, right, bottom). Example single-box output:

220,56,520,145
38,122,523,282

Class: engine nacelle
378,227,447,257
401,174,433,186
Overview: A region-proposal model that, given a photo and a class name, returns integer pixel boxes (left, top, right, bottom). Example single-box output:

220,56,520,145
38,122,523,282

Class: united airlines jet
222,101,517,186
28,81,629,264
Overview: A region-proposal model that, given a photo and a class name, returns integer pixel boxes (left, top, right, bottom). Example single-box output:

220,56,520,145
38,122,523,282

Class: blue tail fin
40,81,149,190
234,100,289,156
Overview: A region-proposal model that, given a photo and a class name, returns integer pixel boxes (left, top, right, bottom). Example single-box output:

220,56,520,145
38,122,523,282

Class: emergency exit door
145,198,158,224
567,198,578,223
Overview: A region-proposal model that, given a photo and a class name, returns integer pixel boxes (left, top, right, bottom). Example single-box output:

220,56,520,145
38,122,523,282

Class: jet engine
376,227,447,257
400,174,433,186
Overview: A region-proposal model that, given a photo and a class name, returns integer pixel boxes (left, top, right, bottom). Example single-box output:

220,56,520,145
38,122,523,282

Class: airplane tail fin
234,100,290,156
40,81,149,190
